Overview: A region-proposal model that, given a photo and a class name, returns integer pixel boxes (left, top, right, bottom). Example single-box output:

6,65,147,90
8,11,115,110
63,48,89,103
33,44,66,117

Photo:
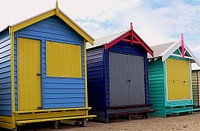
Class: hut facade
148,41,200,117
0,3,95,130
87,25,154,122
192,69,200,107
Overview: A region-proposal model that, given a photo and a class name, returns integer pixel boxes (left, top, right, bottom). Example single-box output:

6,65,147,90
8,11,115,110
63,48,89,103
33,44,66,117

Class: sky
1,0,200,67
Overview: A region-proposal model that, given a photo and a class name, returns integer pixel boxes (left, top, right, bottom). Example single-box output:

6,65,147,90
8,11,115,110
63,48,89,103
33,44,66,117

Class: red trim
132,30,154,56
104,27,154,57
130,22,133,30
130,23,134,45
104,31,130,50
181,34,185,58
122,39,140,44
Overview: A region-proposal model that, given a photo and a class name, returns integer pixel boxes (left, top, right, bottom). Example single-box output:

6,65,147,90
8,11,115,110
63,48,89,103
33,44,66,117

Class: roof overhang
8,7,94,45
104,29,154,57
160,40,200,66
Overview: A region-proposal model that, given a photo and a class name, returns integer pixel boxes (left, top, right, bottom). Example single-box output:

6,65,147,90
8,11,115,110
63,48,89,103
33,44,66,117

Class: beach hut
87,24,155,122
148,40,200,117
0,2,95,130
192,69,200,107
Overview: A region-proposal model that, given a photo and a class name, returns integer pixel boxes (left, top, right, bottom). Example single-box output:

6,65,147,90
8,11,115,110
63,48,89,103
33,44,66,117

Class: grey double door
109,52,145,106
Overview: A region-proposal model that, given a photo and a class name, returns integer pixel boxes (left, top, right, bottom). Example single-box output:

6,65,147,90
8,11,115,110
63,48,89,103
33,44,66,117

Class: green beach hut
148,40,200,117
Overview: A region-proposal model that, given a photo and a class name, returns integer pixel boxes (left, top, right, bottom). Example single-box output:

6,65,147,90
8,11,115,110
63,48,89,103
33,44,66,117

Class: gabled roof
192,63,200,70
87,31,126,49
1,3,94,45
148,40,200,65
149,42,174,58
87,25,154,57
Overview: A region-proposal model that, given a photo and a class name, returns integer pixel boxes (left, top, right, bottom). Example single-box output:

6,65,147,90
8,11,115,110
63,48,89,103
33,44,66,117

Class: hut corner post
11,32,16,130
84,39,89,116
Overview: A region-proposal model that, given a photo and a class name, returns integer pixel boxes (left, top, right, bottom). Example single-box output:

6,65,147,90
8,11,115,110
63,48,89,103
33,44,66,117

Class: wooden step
166,104,196,109
109,109,156,116
16,115,96,125
166,108,200,115
110,104,153,109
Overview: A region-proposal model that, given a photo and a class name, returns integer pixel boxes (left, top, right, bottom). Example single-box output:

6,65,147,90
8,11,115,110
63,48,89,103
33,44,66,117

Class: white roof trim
160,40,200,66
184,44,200,66
161,40,181,61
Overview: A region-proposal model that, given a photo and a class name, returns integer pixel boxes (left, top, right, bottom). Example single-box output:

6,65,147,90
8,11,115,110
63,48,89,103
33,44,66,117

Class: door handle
37,73,41,76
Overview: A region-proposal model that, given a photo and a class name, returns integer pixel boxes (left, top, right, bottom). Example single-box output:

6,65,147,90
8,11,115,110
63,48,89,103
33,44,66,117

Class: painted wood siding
192,70,199,106
14,16,85,110
149,58,166,117
106,41,149,107
0,32,12,116
87,47,106,111
198,71,200,105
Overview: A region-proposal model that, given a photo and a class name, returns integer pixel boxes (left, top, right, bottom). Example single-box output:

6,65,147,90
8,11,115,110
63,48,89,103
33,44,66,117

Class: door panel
109,53,128,106
18,38,41,111
167,58,191,100
109,52,146,106
128,55,145,105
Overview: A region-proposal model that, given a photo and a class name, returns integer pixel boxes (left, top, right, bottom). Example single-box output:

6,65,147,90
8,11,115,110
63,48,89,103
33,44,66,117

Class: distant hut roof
148,41,200,65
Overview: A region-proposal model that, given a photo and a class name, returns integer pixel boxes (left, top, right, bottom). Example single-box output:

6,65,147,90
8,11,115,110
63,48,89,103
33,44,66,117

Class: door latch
37,73,41,76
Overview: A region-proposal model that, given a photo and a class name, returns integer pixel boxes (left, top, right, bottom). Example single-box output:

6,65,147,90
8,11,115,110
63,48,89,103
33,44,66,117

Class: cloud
74,0,200,53
151,1,200,35
72,0,176,45
1,0,200,60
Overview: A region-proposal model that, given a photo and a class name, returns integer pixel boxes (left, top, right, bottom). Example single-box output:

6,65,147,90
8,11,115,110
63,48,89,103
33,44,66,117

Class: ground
20,112,200,131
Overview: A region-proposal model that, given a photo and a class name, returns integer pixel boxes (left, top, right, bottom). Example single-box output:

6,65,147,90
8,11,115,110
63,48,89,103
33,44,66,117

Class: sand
28,112,200,131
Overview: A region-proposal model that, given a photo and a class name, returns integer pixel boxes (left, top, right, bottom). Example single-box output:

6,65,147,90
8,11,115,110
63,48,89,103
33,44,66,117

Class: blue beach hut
87,25,155,122
0,2,95,130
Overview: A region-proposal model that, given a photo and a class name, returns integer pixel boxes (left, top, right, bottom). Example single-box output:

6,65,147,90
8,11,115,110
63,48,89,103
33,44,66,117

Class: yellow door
18,38,41,111
167,58,191,100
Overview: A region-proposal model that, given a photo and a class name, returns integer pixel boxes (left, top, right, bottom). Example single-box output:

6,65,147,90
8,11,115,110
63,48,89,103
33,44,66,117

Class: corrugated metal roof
148,42,174,59
87,31,127,49
148,41,200,66
192,63,200,70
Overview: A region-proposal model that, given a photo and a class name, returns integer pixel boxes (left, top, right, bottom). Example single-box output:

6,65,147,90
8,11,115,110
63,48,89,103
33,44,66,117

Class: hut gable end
14,16,86,110
15,16,83,44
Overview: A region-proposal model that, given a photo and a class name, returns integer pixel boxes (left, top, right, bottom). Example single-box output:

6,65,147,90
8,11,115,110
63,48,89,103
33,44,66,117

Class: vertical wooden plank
84,40,88,111
128,55,145,105
109,52,127,106
198,71,200,106
11,32,15,129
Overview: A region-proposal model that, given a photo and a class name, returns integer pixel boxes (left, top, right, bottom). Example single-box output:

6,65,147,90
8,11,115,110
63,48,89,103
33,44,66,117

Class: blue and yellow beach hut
0,2,95,130
148,41,200,117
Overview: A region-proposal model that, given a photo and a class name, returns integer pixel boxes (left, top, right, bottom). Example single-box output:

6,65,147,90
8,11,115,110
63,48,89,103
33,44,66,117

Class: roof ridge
150,41,176,48
95,30,127,41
